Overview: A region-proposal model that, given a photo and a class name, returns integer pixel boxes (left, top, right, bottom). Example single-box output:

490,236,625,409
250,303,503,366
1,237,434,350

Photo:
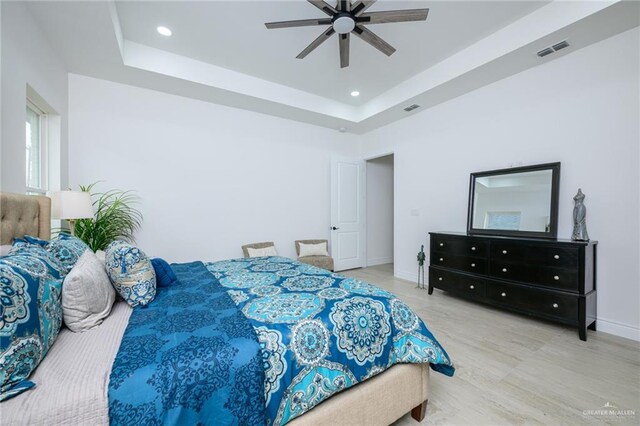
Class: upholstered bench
295,239,334,271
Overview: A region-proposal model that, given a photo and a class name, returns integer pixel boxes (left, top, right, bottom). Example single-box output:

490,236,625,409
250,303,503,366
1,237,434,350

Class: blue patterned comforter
109,257,454,426
108,262,265,425
206,256,454,425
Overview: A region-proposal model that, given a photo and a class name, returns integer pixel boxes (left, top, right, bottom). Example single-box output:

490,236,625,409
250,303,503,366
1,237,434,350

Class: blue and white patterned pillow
9,242,67,279
11,234,89,276
0,253,63,401
46,234,90,275
105,241,156,308
21,235,49,247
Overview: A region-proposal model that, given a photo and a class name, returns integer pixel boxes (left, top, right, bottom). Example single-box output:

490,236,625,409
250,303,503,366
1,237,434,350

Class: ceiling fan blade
307,0,337,16
337,0,351,12
352,0,376,16
352,25,395,56
265,18,332,29
339,33,350,68
357,9,429,24
297,27,336,59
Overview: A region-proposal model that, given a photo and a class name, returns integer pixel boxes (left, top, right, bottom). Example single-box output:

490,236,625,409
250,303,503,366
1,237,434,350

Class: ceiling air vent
537,47,554,58
404,104,420,112
537,40,570,58
552,40,569,52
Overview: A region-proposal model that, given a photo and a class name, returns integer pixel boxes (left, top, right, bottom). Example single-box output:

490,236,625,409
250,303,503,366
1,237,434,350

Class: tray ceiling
24,1,640,133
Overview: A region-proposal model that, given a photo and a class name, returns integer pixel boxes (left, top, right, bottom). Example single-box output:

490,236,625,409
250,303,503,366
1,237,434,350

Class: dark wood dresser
428,232,597,341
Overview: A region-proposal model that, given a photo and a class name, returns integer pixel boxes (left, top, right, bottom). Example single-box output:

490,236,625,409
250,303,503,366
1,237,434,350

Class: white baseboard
366,256,393,267
595,318,640,341
395,269,419,284
391,271,640,342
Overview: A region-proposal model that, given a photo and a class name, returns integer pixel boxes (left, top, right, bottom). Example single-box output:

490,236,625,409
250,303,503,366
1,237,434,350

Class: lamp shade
51,190,94,220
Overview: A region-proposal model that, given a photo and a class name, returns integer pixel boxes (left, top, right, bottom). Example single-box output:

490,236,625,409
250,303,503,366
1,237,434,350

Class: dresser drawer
431,235,488,257
429,267,485,298
489,261,578,291
486,282,578,321
536,267,579,291
430,253,487,274
491,243,579,269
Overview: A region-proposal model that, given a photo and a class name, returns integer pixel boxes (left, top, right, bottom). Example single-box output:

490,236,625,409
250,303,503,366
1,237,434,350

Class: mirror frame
467,162,561,239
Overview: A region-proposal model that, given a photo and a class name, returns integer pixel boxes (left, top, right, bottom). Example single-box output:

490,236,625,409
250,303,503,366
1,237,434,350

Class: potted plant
72,182,143,251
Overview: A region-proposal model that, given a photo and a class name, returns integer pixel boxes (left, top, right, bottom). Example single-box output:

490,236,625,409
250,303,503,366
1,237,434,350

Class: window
485,211,521,230
26,100,48,194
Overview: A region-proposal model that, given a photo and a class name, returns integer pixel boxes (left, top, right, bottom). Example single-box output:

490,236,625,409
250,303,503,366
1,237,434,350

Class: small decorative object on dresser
572,188,590,241
428,232,597,341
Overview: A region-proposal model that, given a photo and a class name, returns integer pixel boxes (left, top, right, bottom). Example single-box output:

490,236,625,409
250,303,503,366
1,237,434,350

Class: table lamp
51,190,94,236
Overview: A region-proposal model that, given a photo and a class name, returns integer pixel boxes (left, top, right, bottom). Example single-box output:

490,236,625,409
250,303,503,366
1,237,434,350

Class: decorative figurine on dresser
428,163,597,341
417,245,426,289
572,188,589,241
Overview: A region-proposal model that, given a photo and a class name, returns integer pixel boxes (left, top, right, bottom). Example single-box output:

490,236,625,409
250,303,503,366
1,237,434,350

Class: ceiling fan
265,1,429,68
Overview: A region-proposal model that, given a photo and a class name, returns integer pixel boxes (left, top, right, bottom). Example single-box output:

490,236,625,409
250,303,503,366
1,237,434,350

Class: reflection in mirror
472,170,553,232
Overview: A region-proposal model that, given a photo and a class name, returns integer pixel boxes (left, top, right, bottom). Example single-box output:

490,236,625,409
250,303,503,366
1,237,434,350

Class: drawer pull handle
501,292,507,297
554,254,560,260
438,277,443,281
471,247,476,251
439,258,444,262
552,303,559,308
471,263,476,267
554,275,560,281
502,250,508,254
469,285,475,289
439,243,444,247
502,268,508,273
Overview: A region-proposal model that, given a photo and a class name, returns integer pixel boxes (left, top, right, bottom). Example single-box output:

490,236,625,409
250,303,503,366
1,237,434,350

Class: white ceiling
115,1,548,105
24,0,640,133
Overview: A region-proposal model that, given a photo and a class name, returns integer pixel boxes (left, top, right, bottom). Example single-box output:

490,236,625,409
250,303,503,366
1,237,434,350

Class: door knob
331,226,340,230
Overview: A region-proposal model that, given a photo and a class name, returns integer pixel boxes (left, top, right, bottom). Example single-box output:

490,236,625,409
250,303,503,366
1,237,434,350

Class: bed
0,192,453,425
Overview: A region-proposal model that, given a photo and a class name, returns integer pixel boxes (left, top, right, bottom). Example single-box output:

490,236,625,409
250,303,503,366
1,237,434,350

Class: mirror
467,163,560,239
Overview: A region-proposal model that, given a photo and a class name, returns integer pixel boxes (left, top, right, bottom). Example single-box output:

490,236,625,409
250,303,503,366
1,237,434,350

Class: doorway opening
366,154,394,271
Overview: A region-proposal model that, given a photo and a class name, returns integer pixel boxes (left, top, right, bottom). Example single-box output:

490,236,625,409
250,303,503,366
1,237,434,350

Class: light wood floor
342,264,640,426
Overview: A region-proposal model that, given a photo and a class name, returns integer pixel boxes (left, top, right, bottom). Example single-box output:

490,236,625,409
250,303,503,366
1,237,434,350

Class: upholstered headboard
0,192,51,245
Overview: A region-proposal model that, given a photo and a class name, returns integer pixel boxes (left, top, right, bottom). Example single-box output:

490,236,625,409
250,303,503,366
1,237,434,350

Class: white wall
68,74,358,262
1,2,68,192
359,28,640,341
366,154,394,266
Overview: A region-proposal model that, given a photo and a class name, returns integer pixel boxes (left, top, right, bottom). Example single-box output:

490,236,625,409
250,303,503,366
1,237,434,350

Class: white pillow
0,245,11,257
62,249,116,332
95,250,106,266
299,242,329,257
247,246,278,258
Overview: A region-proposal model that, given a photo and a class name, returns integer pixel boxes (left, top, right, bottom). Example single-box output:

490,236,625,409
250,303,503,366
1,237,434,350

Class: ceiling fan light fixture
157,26,172,37
350,90,360,97
333,15,355,34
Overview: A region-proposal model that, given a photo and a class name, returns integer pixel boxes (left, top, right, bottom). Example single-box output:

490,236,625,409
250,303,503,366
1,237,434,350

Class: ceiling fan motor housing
333,14,355,34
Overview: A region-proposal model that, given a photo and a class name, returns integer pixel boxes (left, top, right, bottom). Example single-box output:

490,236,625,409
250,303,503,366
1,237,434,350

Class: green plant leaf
73,182,143,251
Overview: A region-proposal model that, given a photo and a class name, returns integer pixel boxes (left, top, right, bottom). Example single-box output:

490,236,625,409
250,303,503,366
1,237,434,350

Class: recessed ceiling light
157,26,172,37
350,91,360,97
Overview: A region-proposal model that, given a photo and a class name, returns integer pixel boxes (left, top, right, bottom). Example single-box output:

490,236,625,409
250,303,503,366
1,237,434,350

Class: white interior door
330,158,365,271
